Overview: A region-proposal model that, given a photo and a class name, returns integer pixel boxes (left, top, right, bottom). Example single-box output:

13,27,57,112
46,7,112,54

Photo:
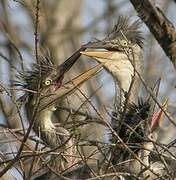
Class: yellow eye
44,79,52,86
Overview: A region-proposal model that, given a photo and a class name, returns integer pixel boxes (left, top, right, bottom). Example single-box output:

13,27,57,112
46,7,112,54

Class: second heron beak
80,51,114,63
55,46,86,85
39,47,104,111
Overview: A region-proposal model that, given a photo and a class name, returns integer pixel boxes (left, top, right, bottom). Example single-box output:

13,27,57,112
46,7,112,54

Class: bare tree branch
129,0,176,67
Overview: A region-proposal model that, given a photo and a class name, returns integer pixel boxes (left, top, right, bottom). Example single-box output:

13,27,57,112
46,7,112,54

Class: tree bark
129,0,176,67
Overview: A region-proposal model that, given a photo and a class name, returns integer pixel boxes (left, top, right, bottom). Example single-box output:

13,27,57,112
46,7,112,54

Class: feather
84,16,144,51
111,98,150,162
106,16,144,47
15,54,55,90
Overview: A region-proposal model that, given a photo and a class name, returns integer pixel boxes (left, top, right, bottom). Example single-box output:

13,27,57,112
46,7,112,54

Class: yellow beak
39,63,104,111
81,51,114,61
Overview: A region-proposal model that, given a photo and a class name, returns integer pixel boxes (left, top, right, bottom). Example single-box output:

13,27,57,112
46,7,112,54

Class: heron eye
123,41,128,46
128,48,133,53
44,79,52,86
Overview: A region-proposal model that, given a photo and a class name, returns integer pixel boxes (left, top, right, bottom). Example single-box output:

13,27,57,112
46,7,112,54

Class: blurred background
0,0,176,179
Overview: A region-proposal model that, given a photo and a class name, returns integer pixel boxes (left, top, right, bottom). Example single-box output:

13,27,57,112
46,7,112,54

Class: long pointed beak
39,63,104,111
82,41,121,51
83,41,109,49
56,46,86,79
81,51,114,61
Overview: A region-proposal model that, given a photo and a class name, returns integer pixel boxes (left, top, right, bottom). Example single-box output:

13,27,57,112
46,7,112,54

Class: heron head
81,17,143,65
17,47,103,110
19,50,79,94
81,17,144,94
83,17,143,52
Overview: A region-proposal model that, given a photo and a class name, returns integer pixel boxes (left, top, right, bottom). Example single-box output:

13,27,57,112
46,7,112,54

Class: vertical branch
34,0,41,90
34,0,40,64
0,1,41,177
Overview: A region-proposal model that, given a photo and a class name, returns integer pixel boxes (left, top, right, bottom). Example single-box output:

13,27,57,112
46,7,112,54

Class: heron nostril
53,75,64,90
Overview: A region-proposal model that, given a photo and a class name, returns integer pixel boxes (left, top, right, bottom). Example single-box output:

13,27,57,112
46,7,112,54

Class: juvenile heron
81,17,143,103
17,46,103,178
81,17,164,178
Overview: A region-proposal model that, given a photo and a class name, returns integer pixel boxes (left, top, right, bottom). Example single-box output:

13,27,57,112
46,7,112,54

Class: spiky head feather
84,16,144,51
16,54,55,91
105,16,144,47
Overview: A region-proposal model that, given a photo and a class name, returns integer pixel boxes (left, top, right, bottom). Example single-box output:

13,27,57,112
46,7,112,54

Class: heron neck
36,108,55,130
104,46,143,103
128,46,143,103
26,101,76,173
26,98,56,143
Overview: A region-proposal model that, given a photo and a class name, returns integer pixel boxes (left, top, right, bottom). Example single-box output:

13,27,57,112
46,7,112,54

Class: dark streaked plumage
125,98,150,122
111,99,150,163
